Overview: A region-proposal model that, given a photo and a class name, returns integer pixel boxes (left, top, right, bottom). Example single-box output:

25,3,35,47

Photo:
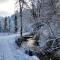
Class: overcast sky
0,0,16,17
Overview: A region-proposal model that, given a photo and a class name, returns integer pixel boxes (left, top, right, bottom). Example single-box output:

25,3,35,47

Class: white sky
0,0,16,17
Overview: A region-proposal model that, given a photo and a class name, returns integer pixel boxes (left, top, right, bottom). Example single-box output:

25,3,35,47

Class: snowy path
0,34,17,60
0,33,39,60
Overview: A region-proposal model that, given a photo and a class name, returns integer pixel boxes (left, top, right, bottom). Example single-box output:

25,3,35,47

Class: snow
0,33,39,60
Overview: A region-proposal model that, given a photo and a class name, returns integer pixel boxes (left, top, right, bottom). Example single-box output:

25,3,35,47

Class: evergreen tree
0,21,1,32
8,17,11,32
4,17,8,32
15,12,18,33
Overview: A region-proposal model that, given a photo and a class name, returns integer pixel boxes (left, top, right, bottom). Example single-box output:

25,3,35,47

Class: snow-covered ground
0,33,39,60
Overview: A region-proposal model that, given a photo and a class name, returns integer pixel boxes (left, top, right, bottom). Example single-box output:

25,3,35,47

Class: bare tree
31,0,37,22
37,0,41,17
30,0,41,22
19,0,23,37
